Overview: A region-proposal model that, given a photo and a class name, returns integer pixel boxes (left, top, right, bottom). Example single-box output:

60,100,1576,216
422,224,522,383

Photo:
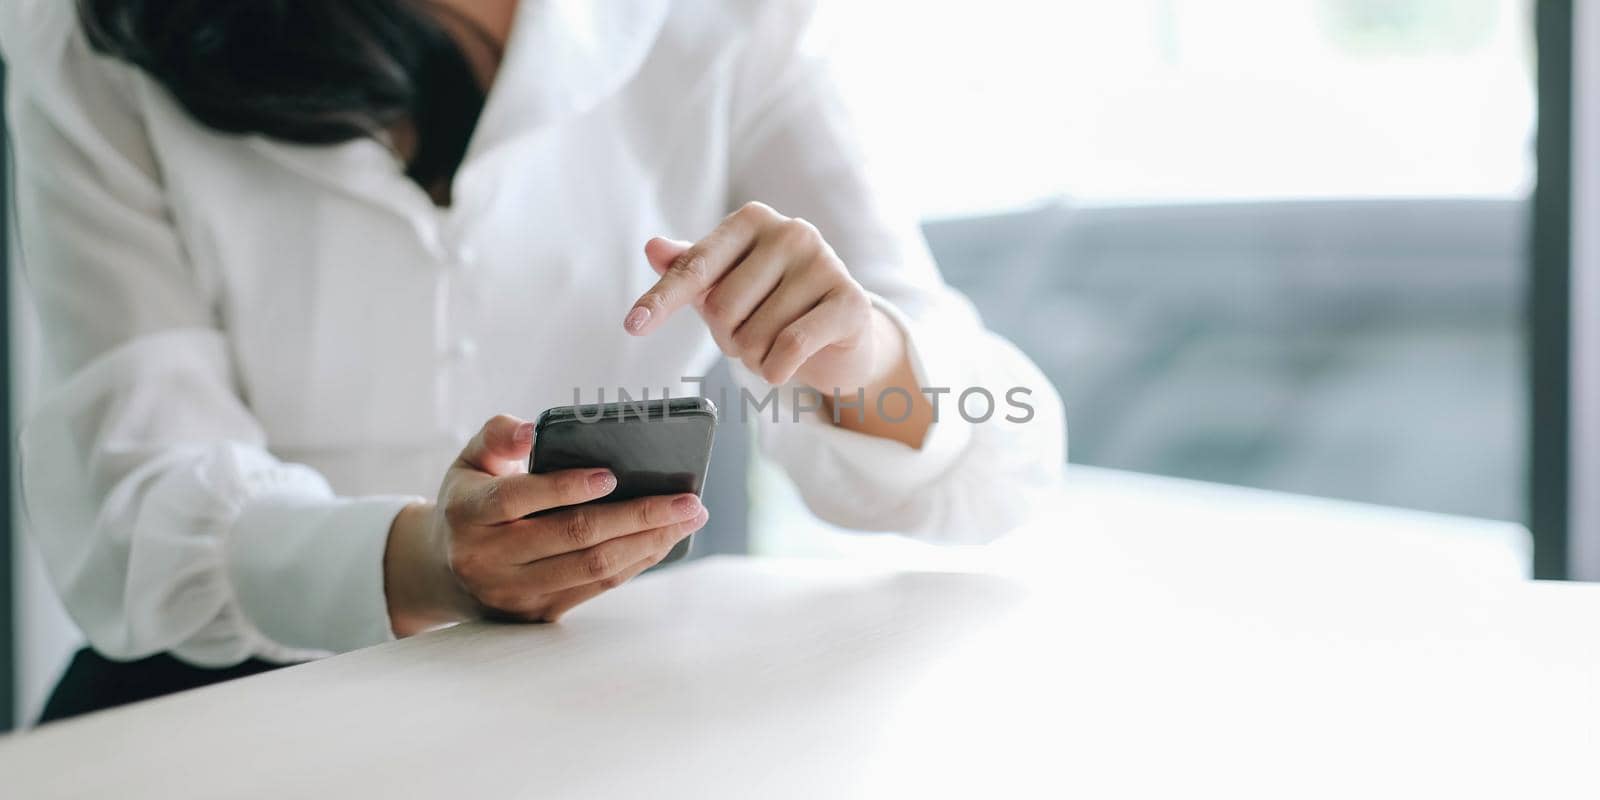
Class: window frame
1530,0,1574,579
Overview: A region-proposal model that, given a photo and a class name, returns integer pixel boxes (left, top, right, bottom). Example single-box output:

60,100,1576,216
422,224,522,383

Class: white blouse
2,0,1066,667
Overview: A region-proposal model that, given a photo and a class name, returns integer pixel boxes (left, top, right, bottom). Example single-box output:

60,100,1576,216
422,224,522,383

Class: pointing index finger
625,206,770,336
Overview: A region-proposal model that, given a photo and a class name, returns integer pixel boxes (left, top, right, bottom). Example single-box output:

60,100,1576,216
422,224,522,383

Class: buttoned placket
239,0,675,444
419,204,476,445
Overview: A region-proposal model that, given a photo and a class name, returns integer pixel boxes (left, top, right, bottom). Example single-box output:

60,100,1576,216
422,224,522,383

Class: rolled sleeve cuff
861,292,972,482
226,492,422,654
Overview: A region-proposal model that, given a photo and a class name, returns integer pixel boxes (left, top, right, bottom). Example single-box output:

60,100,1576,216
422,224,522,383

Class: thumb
457,414,534,476
643,237,693,275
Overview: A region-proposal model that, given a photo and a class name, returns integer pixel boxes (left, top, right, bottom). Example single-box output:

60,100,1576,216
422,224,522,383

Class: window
832,0,1532,214
754,0,1535,556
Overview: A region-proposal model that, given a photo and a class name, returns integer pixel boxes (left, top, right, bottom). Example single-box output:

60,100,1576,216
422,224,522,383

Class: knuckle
478,585,521,614
483,481,514,519
583,547,615,580
597,572,629,591
635,498,662,529
781,217,820,246
841,285,871,314
510,595,551,619
700,292,736,326
737,200,775,220
776,326,809,355
668,252,710,282
449,548,486,584
730,325,762,353
561,510,597,547
810,248,846,279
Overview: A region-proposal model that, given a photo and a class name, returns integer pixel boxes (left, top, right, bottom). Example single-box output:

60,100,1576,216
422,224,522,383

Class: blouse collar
466,0,671,163
243,0,672,220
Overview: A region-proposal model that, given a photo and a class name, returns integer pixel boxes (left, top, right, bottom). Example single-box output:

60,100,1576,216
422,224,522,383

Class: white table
4,473,1596,798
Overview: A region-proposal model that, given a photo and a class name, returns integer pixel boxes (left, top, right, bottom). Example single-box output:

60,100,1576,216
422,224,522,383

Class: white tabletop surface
3,474,1596,798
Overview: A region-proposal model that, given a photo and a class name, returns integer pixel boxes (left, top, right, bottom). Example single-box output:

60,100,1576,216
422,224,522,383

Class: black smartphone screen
529,398,717,563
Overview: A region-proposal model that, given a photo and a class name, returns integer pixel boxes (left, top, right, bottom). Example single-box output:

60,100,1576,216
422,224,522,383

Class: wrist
805,307,906,394
860,307,910,392
815,306,933,448
384,501,474,636
817,306,908,396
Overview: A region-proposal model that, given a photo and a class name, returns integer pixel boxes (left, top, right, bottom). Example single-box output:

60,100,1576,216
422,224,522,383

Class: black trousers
38,648,295,725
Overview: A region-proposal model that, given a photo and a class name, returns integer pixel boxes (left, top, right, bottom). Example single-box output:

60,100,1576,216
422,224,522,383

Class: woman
2,0,1065,721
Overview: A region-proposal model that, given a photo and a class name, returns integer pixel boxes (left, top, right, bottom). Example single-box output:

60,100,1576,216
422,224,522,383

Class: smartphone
530,397,718,564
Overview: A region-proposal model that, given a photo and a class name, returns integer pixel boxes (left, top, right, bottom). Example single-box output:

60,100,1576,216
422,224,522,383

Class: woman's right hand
384,415,709,635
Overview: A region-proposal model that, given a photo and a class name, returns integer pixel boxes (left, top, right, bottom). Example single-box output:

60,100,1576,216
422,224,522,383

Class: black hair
77,0,494,198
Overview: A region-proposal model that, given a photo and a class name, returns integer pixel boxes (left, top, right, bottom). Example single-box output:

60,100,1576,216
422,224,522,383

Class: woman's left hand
625,202,898,393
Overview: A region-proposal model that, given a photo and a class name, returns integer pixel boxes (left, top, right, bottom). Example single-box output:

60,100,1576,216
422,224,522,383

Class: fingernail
624,306,651,334
590,470,617,494
513,422,534,444
673,495,701,516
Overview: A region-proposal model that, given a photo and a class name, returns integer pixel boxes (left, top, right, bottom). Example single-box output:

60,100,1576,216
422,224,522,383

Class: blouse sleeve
723,0,1067,542
3,6,415,666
